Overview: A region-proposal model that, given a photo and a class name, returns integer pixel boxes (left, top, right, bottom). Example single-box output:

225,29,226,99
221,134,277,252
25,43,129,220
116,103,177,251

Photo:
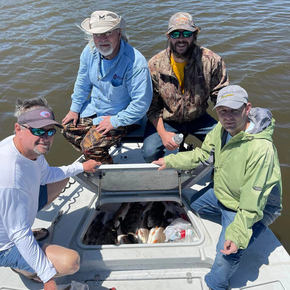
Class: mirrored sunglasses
169,30,194,39
93,30,114,38
21,125,56,137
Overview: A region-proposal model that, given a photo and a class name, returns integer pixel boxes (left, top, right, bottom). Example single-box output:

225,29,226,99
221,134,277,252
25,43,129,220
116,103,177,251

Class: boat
1,122,289,290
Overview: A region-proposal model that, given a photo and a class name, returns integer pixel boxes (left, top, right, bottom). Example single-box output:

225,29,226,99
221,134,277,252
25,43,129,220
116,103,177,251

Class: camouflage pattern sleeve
209,53,229,104
147,53,165,123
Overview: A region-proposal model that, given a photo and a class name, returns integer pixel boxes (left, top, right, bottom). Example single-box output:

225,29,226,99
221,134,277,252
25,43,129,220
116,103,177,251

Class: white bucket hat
81,10,126,34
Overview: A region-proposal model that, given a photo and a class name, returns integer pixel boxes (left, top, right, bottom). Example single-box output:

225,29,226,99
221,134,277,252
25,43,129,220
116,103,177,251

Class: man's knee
66,250,80,274
141,145,161,163
42,245,80,275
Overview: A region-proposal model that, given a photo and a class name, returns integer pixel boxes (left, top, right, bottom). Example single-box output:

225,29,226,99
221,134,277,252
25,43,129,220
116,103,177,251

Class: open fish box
72,163,214,277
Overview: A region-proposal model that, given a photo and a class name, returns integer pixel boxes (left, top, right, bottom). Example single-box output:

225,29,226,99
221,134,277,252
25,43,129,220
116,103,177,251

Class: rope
61,179,76,193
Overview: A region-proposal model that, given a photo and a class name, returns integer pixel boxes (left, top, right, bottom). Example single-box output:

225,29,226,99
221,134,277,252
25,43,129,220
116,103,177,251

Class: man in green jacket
153,85,282,290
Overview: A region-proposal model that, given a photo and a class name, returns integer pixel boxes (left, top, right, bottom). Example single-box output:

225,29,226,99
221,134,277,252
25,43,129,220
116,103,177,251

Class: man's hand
62,111,79,126
44,278,57,290
82,160,101,173
152,158,167,171
160,131,179,151
220,240,238,255
96,116,114,135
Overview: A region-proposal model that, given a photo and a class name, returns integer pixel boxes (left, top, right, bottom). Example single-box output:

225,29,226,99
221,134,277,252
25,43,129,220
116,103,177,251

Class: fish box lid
75,163,212,207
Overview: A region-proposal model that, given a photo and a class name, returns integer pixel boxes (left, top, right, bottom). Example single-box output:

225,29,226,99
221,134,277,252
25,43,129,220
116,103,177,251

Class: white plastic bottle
172,133,184,145
185,224,194,243
171,229,186,242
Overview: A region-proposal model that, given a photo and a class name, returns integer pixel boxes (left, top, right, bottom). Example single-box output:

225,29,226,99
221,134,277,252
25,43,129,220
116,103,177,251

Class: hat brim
213,100,246,110
168,25,200,34
26,119,63,129
81,17,125,34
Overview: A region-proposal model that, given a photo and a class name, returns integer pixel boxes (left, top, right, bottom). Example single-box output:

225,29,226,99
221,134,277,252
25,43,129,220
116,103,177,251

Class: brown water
1,0,289,253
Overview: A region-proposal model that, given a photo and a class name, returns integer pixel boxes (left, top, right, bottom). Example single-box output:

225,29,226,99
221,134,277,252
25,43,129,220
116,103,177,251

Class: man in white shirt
0,97,100,290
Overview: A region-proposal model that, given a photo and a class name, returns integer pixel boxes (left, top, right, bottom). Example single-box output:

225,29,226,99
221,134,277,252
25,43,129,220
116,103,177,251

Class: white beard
97,43,114,57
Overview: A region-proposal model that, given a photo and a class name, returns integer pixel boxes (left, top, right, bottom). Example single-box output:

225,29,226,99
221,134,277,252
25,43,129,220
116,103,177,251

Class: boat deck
1,140,289,290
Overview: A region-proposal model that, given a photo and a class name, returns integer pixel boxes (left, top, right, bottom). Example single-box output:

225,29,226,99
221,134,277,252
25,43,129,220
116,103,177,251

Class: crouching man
153,85,282,290
0,97,100,289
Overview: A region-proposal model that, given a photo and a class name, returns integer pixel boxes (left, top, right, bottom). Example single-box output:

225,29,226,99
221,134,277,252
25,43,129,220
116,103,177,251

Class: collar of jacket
159,45,200,75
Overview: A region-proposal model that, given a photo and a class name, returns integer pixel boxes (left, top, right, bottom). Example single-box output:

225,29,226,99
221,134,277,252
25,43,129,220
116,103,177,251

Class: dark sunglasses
169,30,194,39
21,125,56,137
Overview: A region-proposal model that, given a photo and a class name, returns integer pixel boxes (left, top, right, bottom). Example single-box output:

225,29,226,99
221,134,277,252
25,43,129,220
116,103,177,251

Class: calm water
1,0,290,253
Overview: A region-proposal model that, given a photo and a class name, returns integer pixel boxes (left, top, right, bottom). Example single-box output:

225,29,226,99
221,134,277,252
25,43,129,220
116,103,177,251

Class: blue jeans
0,185,48,273
191,188,275,290
141,113,217,162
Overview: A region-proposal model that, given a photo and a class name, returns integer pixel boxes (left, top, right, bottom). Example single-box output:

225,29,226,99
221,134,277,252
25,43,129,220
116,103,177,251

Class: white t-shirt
0,135,84,282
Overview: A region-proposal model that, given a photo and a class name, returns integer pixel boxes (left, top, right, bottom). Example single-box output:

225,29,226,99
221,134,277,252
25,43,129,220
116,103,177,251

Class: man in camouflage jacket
142,12,229,162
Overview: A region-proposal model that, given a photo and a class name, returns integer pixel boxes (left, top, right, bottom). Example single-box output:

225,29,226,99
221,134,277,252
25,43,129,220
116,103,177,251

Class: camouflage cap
167,12,200,34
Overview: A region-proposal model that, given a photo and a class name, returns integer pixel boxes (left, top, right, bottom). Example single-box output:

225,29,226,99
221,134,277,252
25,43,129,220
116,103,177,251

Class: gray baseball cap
213,85,249,110
17,108,62,128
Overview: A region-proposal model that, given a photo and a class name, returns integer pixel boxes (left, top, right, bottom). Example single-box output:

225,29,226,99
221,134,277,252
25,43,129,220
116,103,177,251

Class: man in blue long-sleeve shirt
62,10,153,163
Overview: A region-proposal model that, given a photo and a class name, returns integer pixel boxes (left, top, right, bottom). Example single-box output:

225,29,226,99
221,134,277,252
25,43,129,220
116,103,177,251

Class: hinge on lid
178,171,183,206
186,272,193,284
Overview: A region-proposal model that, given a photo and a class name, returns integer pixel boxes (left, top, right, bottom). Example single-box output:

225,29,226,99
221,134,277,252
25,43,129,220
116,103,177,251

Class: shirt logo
113,74,122,80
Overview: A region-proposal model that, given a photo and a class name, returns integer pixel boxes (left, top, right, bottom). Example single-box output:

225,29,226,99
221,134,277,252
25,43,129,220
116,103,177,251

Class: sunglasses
21,125,56,137
169,30,194,39
93,30,114,38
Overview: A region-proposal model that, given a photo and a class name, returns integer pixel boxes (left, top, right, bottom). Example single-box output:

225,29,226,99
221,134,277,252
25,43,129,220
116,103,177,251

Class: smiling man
0,98,100,289
142,12,229,162
62,10,152,164
152,85,282,290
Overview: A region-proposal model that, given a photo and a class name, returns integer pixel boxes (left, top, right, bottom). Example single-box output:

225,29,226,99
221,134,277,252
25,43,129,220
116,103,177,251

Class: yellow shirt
170,54,187,92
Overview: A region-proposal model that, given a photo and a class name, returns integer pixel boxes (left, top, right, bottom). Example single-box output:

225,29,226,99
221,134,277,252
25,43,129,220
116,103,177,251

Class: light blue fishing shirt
70,39,153,128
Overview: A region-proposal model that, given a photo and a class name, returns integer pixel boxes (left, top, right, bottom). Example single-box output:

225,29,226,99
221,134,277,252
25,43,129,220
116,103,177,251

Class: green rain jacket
164,107,282,249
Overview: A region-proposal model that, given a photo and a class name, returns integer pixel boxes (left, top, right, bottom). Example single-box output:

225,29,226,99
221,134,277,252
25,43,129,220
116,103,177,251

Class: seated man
0,97,99,289
62,10,153,164
153,85,282,290
142,12,229,162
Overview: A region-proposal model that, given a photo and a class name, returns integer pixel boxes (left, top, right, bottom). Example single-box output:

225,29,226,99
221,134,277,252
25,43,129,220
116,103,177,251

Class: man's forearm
151,117,167,137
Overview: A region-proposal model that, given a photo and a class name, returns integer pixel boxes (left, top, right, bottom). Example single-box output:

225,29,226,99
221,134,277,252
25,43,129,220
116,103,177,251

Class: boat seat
119,115,147,143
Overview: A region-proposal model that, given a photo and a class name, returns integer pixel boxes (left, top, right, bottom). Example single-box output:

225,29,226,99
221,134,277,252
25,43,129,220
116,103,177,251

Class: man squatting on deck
142,12,229,162
0,98,100,290
61,10,152,164
153,85,282,290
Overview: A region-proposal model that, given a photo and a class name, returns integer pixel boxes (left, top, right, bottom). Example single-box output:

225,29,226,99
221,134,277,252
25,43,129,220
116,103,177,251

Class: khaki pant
61,116,139,164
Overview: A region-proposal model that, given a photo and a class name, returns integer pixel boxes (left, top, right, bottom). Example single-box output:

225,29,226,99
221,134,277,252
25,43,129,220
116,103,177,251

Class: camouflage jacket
147,46,229,123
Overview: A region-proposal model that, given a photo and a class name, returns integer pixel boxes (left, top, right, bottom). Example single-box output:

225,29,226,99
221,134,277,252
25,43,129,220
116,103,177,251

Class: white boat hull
1,140,289,290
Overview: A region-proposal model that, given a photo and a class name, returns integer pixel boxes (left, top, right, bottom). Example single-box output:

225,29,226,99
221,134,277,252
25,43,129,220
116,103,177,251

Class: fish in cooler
83,212,104,245
147,218,168,244
117,226,138,244
113,202,130,228
83,201,194,245
120,202,143,235
147,202,165,228
137,211,149,244
95,219,117,245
